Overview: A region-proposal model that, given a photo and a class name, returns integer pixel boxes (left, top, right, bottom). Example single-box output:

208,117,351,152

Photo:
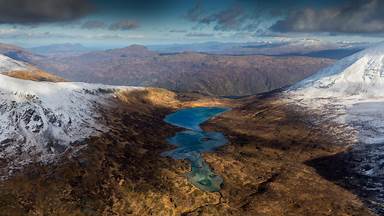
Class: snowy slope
289,43,384,99
0,54,32,73
0,56,141,177
286,43,384,137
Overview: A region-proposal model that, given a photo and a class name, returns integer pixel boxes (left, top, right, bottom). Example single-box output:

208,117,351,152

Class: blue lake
163,107,230,192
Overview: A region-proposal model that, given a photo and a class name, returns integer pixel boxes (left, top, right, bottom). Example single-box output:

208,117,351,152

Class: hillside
35,45,334,96
285,44,384,214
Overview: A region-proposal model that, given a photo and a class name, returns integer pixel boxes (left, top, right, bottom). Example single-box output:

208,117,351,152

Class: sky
0,0,384,48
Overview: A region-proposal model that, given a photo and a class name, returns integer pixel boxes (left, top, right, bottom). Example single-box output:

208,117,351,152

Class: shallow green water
163,107,230,192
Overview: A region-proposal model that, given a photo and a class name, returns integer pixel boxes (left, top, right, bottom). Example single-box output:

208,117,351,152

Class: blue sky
0,0,383,48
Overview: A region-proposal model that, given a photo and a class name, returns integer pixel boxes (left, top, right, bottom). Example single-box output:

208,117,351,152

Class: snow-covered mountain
289,43,384,100
285,44,384,211
0,55,140,177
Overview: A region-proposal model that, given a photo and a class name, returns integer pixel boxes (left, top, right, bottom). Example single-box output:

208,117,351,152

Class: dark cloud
201,4,246,31
92,0,178,15
186,1,267,32
81,20,106,29
185,0,204,22
186,0,382,33
0,0,93,24
109,20,139,31
271,0,384,33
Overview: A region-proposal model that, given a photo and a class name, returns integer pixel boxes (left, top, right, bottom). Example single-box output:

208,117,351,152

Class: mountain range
29,43,94,58
32,45,334,96
149,40,366,59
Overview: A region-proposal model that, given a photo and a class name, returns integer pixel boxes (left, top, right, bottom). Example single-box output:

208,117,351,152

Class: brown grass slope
3,70,66,82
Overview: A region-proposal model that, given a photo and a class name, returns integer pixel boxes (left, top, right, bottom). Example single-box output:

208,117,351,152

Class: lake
163,107,230,192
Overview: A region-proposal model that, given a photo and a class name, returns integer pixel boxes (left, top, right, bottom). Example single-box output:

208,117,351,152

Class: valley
0,85,375,215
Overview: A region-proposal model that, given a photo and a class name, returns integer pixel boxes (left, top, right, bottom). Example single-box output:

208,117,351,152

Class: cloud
271,0,384,33
81,20,106,30
169,29,187,33
0,0,93,24
0,29,79,40
109,20,139,31
185,32,214,37
82,20,140,31
0,28,145,41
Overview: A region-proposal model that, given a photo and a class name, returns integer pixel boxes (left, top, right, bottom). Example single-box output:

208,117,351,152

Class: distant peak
124,44,149,50
108,44,157,57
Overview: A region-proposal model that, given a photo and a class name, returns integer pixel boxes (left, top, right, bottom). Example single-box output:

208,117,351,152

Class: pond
162,107,230,192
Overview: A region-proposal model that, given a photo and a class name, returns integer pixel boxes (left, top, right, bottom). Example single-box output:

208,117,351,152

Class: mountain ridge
29,43,92,57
